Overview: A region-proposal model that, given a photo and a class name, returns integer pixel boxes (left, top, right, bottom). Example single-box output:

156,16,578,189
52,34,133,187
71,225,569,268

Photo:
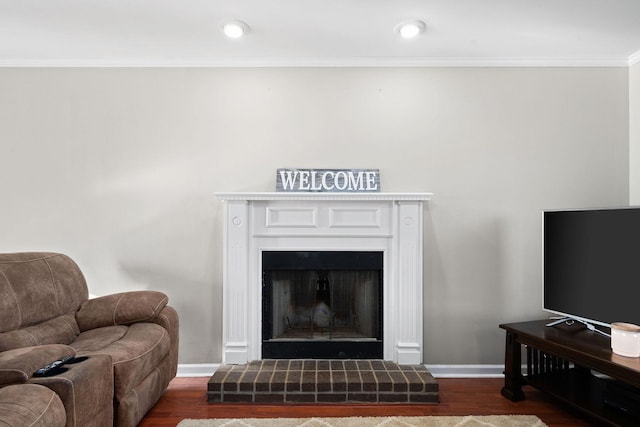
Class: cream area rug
177,415,546,427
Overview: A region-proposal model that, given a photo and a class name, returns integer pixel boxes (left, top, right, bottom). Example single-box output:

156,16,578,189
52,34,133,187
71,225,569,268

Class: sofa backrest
0,253,89,350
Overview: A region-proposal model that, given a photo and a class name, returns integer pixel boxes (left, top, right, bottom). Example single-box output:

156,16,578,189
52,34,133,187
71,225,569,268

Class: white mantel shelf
216,191,432,365
216,192,433,201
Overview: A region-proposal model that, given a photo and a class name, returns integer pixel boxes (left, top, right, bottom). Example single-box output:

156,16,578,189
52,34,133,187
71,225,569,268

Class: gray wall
631,63,640,204
0,67,629,365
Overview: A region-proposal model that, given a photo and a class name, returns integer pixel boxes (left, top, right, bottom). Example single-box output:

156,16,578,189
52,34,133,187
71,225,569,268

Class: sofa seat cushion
0,383,66,427
68,325,128,352
70,323,170,397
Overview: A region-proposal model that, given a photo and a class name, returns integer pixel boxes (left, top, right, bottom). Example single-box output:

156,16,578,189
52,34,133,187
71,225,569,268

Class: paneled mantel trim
216,191,432,365
216,192,433,202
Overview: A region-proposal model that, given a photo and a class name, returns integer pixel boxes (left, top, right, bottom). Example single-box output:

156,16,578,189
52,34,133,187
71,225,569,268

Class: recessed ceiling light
223,20,249,39
395,20,426,39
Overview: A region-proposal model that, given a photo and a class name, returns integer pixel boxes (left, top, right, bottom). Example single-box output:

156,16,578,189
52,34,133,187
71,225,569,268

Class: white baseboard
177,363,505,378
425,364,504,378
177,363,220,377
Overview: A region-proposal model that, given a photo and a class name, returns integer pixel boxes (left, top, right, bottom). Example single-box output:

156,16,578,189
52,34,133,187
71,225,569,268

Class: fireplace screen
262,251,383,359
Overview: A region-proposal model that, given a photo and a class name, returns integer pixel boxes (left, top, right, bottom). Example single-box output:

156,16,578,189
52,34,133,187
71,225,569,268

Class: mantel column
223,200,250,364
394,200,424,365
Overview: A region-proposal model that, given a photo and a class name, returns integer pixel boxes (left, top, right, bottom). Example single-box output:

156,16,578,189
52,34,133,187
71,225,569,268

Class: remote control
34,355,75,377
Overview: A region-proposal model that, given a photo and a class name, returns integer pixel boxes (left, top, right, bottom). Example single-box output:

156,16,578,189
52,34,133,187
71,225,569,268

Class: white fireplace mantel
216,192,433,202
216,192,432,365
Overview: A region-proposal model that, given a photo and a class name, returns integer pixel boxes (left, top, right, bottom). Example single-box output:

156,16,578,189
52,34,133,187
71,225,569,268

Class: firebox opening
261,251,383,359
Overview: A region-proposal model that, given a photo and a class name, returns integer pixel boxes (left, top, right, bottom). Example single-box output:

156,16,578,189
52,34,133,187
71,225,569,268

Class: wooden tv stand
500,319,640,426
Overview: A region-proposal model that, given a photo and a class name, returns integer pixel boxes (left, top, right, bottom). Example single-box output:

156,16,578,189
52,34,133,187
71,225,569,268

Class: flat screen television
543,207,640,329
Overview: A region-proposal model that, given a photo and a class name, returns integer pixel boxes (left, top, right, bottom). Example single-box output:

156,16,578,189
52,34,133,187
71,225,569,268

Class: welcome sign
276,168,380,193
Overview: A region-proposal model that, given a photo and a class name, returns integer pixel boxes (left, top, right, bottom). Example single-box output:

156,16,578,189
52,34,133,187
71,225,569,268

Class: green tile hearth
207,360,439,404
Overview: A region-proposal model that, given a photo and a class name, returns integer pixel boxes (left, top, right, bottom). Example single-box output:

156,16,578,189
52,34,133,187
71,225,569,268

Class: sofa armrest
75,291,169,332
152,305,179,378
0,344,76,386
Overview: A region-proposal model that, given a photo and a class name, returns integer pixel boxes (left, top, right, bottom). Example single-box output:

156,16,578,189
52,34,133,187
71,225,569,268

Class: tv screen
543,207,640,328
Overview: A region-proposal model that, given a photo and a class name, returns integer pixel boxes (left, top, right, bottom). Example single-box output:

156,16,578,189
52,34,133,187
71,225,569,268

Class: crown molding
0,56,633,68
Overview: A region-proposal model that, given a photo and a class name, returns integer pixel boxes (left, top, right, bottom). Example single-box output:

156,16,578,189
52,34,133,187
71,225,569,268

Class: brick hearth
207,360,439,404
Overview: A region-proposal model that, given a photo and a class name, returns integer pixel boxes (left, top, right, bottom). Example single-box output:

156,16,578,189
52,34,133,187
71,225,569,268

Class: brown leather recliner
0,252,179,427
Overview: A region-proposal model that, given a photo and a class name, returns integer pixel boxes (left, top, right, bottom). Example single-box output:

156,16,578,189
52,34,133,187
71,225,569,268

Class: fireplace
262,250,383,359
216,192,431,364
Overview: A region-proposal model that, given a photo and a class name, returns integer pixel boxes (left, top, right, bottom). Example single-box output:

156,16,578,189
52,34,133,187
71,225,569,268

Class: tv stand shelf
500,320,640,426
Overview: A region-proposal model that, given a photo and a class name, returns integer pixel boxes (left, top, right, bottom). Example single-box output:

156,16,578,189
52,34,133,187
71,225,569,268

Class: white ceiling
2,0,640,67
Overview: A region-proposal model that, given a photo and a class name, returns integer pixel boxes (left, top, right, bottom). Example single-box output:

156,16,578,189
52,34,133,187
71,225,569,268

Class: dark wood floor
139,377,597,426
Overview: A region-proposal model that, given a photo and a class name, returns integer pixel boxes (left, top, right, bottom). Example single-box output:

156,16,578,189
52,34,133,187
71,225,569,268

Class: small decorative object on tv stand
611,322,640,358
